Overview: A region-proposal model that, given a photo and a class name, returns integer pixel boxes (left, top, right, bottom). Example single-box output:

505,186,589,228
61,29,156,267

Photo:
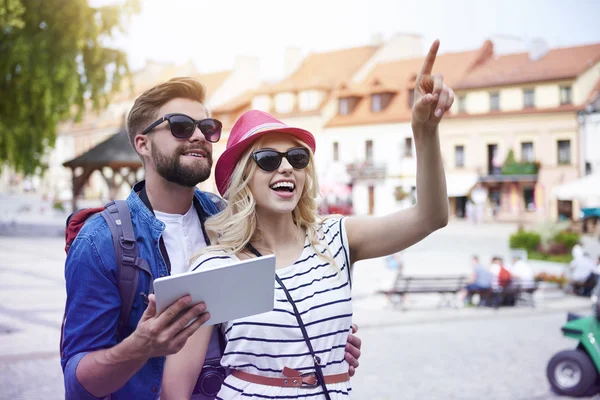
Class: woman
162,39,452,399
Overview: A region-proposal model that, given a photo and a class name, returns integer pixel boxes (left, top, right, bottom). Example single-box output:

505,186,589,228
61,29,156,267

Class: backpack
498,265,512,288
61,200,143,345
60,199,226,398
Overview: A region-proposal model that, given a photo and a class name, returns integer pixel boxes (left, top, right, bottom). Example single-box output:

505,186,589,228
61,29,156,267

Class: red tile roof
257,45,380,95
326,42,492,127
455,43,600,90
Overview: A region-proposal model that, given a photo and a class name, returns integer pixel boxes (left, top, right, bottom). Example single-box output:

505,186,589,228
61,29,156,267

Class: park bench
379,274,539,309
379,275,469,308
467,281,538,308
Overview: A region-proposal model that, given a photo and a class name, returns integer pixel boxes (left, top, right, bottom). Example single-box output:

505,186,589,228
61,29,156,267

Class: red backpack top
498,265,512,288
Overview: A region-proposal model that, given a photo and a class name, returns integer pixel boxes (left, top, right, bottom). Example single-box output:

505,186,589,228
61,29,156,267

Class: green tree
0,0,140,175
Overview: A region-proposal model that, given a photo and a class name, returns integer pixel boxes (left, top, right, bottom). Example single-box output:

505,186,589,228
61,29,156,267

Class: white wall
582,112,600,175
351,34,424,83
322,122,416,215
208,56,260,110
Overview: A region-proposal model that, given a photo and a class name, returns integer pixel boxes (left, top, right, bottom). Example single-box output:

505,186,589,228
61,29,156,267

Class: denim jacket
60,181,225,399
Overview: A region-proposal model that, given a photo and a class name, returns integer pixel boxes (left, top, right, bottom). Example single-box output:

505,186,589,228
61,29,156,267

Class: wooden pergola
63,127,142,211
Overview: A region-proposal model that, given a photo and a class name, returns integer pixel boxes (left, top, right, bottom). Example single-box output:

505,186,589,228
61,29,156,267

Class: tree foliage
0,0,140,174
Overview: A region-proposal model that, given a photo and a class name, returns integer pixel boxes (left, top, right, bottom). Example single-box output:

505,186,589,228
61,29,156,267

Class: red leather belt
232,367,350,388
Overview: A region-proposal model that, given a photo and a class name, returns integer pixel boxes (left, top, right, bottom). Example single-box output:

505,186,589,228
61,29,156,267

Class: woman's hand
412,39,455,129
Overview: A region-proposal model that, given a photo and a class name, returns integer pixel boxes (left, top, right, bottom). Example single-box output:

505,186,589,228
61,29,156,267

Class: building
322,41,493,215
445,41,600,222
211,37,600,222
579,82,600,177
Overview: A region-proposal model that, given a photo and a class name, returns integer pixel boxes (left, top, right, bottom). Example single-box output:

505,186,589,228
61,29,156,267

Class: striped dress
189,217,353,399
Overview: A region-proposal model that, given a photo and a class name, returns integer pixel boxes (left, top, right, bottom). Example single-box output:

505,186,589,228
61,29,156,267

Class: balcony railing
346,161,387,180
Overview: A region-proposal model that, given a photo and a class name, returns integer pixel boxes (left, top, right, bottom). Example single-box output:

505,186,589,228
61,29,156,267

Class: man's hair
126,77,207,152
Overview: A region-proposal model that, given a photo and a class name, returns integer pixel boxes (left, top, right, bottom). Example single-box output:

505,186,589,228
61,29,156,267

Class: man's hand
412,39,455,128
126,294,210,359
345,324,362,377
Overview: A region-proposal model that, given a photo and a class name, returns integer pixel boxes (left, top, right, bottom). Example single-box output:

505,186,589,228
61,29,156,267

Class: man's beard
151,144,213,187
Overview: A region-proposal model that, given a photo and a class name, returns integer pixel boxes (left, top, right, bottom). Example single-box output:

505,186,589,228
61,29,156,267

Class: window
365,140,373,162
458,95,466,113
523,187,535,212
560,86,572,105
490,92,500,111
557,140,571,165
521,142,534,163
408,89,415,108
454,145,465,168
339,98,349,115
371,94,381,112
403,137,413,157
333,142,339,162
299,90,319,111
557,200,573,220
523,89,535,108
274,92,294,114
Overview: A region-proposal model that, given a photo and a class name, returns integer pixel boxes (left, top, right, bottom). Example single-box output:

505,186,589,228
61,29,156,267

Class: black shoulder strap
245,244,331,400
338,218,352,289
101,200,150,340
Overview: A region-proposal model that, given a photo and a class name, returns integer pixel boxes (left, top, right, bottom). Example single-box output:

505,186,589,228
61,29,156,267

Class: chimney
528,37,549,61
284,47,303,78
370,33,384,46
490,34,526,55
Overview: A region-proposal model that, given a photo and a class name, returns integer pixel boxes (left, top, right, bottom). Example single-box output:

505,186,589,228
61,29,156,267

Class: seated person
509,256,536,289
460,255,493,304
571,252,598,296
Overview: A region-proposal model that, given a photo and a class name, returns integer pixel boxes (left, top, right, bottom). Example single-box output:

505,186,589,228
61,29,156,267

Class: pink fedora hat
215,110,316,196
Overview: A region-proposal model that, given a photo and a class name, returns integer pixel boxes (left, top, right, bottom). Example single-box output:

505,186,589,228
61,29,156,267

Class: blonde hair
126,77,207,153
196,135,339,270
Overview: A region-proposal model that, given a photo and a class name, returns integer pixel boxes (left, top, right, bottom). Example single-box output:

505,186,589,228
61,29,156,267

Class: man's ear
135,134,150,157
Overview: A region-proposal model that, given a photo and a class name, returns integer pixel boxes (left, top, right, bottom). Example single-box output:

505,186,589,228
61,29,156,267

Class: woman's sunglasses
141,113,222,143
252,147,310,172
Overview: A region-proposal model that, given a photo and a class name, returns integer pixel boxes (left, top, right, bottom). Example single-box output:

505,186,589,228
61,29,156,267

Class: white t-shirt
154,204,207,275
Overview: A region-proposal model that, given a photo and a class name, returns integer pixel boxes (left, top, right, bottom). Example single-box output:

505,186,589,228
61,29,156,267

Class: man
61,77,362,399
460,255,493,305
509,255,535,289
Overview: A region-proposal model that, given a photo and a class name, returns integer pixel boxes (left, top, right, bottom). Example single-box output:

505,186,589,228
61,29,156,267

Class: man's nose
188,125,206,143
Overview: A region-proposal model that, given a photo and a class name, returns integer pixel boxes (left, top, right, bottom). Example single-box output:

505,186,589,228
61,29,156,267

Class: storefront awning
445,172,479,197
553,172,600,202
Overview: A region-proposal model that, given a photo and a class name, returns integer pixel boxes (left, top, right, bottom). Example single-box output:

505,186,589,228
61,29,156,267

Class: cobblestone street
1,221,599,399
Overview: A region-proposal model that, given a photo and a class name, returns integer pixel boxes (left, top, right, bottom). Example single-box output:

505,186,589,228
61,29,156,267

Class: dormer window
371,92,394,113
338,96,360,115
339,98,350,115
371,94,381,112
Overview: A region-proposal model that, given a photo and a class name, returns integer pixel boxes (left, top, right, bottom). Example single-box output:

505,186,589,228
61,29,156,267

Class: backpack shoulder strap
101,200,141,340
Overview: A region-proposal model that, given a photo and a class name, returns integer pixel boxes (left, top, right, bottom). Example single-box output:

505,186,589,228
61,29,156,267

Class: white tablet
153,254,276,326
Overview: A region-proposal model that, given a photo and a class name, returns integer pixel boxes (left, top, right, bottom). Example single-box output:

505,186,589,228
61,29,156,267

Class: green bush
553,231,580,250
52,201,65,212
509,231,541,252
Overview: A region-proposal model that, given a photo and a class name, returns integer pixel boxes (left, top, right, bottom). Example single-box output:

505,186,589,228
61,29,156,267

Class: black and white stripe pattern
190,217,353,399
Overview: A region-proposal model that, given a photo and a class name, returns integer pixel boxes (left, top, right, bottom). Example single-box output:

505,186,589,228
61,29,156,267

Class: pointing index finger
420,39,440,76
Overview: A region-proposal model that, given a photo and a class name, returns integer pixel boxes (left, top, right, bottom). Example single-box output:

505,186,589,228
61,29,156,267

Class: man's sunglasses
252,147,310,172
141,113,222,143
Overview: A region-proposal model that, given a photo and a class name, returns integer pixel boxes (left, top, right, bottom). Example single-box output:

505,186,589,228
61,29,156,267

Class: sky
97,0,600,81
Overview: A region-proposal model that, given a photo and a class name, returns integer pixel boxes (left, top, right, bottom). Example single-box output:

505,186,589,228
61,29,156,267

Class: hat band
239,122,288,142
